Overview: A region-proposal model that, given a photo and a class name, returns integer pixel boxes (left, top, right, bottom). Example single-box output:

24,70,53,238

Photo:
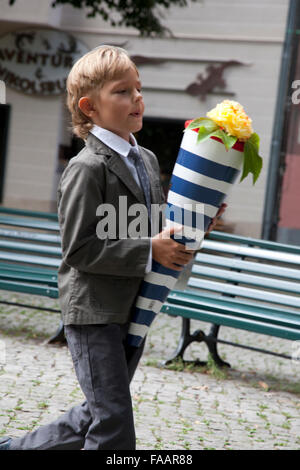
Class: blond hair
66,45,137,140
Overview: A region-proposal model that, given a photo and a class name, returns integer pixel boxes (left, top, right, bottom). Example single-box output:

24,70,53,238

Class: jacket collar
86,133,151,206
90,125,138,157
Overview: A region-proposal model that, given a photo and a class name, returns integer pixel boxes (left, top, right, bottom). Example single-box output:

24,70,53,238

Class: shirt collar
90,125,138,157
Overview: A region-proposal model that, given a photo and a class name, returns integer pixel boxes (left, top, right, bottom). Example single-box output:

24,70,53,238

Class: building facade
0,0,291,239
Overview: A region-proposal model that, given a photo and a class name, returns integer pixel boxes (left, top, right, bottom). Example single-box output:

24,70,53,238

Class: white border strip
164,220,205,248
167,190,218,219
145,271,178,290
128,323,150,337
136,297,164,313
173,163,232,193
181,130,243,170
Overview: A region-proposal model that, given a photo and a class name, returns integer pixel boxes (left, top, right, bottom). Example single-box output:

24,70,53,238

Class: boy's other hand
152,226,195,272
206,203,227,235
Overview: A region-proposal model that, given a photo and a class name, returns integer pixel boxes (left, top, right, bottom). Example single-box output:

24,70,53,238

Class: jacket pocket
90,274,140,313
71,270,141,315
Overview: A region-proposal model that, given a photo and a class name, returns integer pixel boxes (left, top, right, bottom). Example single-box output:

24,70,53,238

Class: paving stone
0,291,300,449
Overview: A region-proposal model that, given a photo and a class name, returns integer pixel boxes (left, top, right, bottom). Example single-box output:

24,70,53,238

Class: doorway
136,116,185,197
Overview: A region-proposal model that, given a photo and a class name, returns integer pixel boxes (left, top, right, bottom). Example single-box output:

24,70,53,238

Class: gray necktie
128,147,151,217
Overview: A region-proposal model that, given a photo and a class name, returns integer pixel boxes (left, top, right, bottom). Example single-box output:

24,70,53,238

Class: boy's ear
78,97,95,117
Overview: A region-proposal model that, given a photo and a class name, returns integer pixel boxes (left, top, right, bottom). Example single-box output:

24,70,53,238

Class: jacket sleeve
57,159,151,277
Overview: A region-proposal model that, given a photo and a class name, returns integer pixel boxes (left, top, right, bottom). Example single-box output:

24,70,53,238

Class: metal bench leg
162,318,207,366
206,324,230,368
47,320,66,344
162,319,230,369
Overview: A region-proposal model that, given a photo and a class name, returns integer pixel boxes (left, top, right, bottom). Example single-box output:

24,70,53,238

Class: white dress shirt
90,125,152,273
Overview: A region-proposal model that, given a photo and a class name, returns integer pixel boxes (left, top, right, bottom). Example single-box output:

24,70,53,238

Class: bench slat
201,240,300,265
0,240,61,256
188,277,300,308
161,302,300,341
0,268,57,285
0,251,60,268
166,290,300,328
191,265,300,294
0,215,59,232
0,228,60,244
207,231,300,254
0,239,61,255
0,207,58,221
0,262,57,276
0,279,58,298
195,253,300,281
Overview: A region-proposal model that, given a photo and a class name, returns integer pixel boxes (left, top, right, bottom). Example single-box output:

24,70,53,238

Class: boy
0,45,224,450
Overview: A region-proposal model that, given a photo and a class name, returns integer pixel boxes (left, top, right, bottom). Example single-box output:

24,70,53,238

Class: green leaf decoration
220,132,238,151
185,117,262,184
196,126,215,143
209,129,237,150
240,133,263,184
185,118,219,133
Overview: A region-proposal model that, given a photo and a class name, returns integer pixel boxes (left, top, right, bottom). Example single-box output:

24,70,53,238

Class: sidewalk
0,289,299,450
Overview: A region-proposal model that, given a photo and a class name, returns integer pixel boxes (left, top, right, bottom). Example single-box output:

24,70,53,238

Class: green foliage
8,0,198,37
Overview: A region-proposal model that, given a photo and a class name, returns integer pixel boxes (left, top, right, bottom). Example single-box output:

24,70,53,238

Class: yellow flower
207,100,253,141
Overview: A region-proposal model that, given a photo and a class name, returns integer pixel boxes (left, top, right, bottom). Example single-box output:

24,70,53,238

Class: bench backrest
188,239,300,311
206,231,300,255
0,208,61,270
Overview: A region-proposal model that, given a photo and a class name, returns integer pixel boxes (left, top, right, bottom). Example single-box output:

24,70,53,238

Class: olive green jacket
57,133,165,325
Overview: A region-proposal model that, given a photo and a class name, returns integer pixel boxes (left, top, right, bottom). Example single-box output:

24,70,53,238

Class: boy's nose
133,89,143,101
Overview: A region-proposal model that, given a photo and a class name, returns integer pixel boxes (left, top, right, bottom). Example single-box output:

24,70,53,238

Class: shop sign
0,29,89,96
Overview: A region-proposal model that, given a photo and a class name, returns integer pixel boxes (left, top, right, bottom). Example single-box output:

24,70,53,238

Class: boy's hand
152,203,227,271
206,203,227,235
152,226,195,272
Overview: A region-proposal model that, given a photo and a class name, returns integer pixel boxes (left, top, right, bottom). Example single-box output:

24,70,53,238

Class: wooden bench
0,207,63,342
161,234,300,367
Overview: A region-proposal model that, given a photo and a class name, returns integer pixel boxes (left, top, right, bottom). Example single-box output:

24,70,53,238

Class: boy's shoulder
71,134,114,166
64,134,159,178
63,134,116,180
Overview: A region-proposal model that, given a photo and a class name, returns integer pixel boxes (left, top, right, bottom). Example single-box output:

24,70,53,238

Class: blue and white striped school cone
127,120,244,348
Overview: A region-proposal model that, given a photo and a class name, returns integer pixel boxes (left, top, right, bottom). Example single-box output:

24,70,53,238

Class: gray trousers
10,323,145,450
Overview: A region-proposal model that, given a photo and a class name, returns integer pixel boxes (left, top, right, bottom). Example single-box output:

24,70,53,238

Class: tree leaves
9,0,195,37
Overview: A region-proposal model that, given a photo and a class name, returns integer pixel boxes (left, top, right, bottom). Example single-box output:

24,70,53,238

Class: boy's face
83,66,144,142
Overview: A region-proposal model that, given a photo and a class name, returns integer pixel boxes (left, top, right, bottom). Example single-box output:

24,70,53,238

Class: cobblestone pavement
0,289,299,450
